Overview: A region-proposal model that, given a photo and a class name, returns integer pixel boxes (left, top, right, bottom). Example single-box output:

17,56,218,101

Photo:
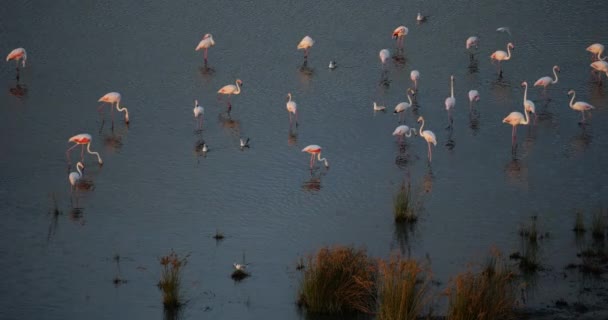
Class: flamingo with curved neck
69,162,85,192
394,88,415,123
491,42,514,75
218,79,243,111
534,65,560,91
567,90,595,123
392,125,417,144
502,95,531,148
286,93,298,127
302,145,329,169
98,92,129,124
445,75,456,127
417,116,437,162
66,133,103,165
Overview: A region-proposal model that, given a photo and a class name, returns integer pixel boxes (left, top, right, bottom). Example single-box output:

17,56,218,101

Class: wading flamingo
591,61,608,82
445,75,456,127
567,90,595,123
466,36,479,50
218,79,243,111
521,81,536,118
417,116,437,162
410,70,420,91
67,133,103,165
468,90,480,108
193,99,204,129
297,36,314,59
586,43,606,61
490,42,514,75
379,49,390,68
502,97,532,148
373,102,386,112
195,33,215,64
6,48,27,68
534,65,560,91
392,26,408,48
394,88,415,122
393,125,417,144
98,92,129,123
302,145,329,169
286,93,298,127
69,162,85,192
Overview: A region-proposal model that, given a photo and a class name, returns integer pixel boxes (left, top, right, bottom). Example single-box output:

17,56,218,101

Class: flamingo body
6,48,27,67
587,43,605,60
591,61,608,78
373,102,386,111
379,49,390,65
69,162,85,189
392,125,417,139
466,36,479,50
410,70,420,89
521,81,536,116
297,36,314,58
468,90,480,106
534,65,560,88
491,43,514,62
195,34,215,51
568,90,595,123
392,26,408,39
218,79,243,95
67,133,103,165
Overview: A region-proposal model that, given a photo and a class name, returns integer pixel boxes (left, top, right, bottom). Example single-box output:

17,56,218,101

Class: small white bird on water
373,102,386,112
233,263,248,271
496,27,511,36
202,144,208,153
416,12,427,23
240,138,250,149
328,61,337,69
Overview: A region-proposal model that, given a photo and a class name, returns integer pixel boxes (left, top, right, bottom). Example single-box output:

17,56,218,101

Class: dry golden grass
297,246,376,314
377,255,432,320
158,250,189,309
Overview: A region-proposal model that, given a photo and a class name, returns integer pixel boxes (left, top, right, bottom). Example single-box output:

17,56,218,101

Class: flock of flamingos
5,20,608,195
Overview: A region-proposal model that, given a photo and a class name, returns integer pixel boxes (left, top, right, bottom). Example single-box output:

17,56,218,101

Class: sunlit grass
446,250,517,320
158,250,189,309
376,255,432,320
297,246,375,315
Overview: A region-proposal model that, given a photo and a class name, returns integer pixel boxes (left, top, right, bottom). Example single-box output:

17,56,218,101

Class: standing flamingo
567,90,595,124
302,145,329,169
591,61,608,83
465,36,479,50
417,116,437,162
297,36,314,59
445,75,456,127
193,99,204,129
410,70,420,91
69,162,85,192
490,42,514,75
534,65,560,91
468,90,480,108
373,102,386,112
218,79,243,111
392,125,417,144
195,33,215,64
502,97,532,148
394,88,415,123
6,48,27,69
379,49,391,68
521,81,536,117
98,92,130,124
392,26,408,48
586,43,606,61
286,93,298,127
66,133,103,165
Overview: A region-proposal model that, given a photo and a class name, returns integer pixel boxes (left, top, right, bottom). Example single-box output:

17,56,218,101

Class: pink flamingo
286,93,298,127
534,65,560,91
502,97,532,148
567,90,595,124
591,61,608,83
98,92,130,123
586,43,606,61
6,48,27,69
379,49,390,68
445,75,456,127
392,26,408,48
302,145,329,169
66,133,103,165
392,125,417,144
217,79,243,111
417,116,437,162
195,33,215,64
410,70,420,91
193,99,204,129
468,90,480,108
69,162,85,192
465,36,479,50
297,36,314,59
394,88,415,123
490,42,514,75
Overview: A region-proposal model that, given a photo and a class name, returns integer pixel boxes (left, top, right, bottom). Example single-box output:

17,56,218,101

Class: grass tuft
376,255,432,320
393,182,421,223
573,210,586,235
446,250,517,320
231,269,250,281
157,250,189,310
213,229,225,241
297,246,375,315
591,208,606,240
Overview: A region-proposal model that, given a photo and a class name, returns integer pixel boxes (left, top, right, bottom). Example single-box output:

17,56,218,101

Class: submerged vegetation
158,250,189,309
591,208,606,240
393,181,422,223
297,246,375,315
446,250,517,320
573,210,586,235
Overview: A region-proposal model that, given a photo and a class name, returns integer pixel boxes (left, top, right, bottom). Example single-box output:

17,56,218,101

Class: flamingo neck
522,105,530,125
418,119,425,136
288,94,292,102
317,152,329,167
552,67,559,84
405,128,416,137
450,77,454,98
234,81,241,94
523,83,528,103
115,102,129,122
407,92,413,105
569,92,576,108
87,143,103,164
506,45,512,60
77,166,83,177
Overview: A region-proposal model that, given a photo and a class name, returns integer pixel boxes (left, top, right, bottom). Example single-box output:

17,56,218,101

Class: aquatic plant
573,210,586,235
591,208,606,240
518,216,540,244
376,255,432,320
393,181,421,223
297,246,375,314
446,250,517,320
158,250,189,309
212,229,225,241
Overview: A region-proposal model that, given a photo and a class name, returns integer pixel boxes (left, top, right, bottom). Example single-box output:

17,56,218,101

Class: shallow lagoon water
1,0,608,319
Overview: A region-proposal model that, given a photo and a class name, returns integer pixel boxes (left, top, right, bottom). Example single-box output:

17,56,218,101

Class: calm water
2,0,608,319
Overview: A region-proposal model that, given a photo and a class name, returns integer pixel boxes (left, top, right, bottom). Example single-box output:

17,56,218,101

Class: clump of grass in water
393,182,421,223
573,210,586,235
591,208,606,240
212,229,225,241
376,255,432,320
297,246,375,315
446,249,517,320
158,250,189,309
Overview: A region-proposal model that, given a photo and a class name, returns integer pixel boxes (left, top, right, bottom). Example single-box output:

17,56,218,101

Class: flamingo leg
80,145,85,162
288,113,292,127
66,143,79,163
427,142,432,162
309,154,314,169
204,48,208,64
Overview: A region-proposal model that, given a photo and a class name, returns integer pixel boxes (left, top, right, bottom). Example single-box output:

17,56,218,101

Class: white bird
297,36,314,59
468,90,480,107
392,26,408,48
193,99,204,129
534,65,560,90
586,43,606,61
591,61,608,82
466,36,479,50
202,144,208,153
416,13,426,23
393,125,417,143
195,33,215,64
567,90,595,123
410,70,420,91
379,49,391,67
394,88,415,122
69,162,85,191
373,102,386,112
496,27,511,36
445,75,456,126
233,263,248,271
6,48,27,68
286,93,298,127
417,116,437,162
328,61,337,69
240,138,250,149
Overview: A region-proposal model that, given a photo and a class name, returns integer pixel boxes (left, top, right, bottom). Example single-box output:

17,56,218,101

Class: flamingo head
236,79,243,87
417,116,424,123
508,42,515,50
521,81,528,87
451,74,455,81
554,65,560,73
567,89,575,96
287,92,291,101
